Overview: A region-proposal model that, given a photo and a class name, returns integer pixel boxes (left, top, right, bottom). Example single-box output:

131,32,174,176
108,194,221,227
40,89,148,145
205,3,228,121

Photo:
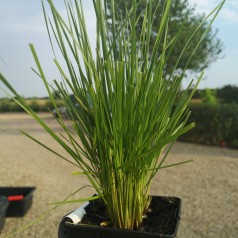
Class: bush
0,99,24,112
180,104,238,149
9,101,24,112
217,85,238,104
28,100,41,112
0,99,11,112
200,88,218,105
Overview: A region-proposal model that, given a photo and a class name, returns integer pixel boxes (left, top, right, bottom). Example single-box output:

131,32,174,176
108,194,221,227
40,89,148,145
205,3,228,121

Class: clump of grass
0,0,225,230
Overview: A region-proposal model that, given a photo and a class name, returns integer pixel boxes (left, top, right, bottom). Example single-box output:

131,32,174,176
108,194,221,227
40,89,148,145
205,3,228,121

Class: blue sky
0,0,237,98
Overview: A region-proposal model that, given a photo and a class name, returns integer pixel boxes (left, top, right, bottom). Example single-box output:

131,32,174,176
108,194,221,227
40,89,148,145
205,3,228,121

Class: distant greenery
181,104,238,149
0,98,24,112
192,85,238,104
0,98,63,112
179,84,238,149
200,88,218,105
217,85,238,104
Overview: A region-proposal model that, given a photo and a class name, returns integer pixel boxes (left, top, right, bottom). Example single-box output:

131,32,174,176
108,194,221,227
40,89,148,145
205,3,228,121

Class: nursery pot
0,196,9,233
58,196,181,238
0,187,36,217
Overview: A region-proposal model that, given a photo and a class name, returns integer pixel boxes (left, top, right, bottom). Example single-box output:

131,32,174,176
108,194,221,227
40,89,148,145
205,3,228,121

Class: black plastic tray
0,187,35,217
0,196,9,233
58,196,182,238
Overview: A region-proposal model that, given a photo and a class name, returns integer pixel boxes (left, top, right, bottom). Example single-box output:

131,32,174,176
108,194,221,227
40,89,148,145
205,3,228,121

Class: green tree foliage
106,0,223,75
217,85,238,104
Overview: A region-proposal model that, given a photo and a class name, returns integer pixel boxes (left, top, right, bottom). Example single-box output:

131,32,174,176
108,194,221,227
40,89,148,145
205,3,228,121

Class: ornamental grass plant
0,0,225,232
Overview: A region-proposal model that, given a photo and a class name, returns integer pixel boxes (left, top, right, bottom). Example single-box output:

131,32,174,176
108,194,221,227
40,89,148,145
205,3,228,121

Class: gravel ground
0,113,237,238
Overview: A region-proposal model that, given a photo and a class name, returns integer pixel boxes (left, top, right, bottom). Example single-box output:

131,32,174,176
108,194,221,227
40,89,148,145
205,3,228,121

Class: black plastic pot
0,187,35,217
58,196,181,238
0,196,9,233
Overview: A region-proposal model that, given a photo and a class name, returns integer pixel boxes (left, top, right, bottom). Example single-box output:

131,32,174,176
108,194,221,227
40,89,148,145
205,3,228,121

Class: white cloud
221,0,238,23
189,0,215,13
189,0,238,24
221,8,238,23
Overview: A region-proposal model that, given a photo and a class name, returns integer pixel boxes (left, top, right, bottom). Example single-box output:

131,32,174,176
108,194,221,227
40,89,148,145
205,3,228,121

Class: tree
106,0,223,75
217,85,238,104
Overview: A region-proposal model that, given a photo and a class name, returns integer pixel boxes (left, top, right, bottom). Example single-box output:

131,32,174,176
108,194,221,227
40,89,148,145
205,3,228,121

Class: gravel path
0,113,237,238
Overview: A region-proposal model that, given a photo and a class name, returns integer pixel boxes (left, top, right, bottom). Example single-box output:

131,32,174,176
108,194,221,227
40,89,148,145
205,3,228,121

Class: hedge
180,104,238,149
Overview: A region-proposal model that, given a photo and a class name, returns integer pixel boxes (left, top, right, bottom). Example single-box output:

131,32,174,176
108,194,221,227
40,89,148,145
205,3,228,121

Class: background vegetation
1,85,237,150
106,0,223,75
0,97,63,112
180,103,238,149
180,85,238,149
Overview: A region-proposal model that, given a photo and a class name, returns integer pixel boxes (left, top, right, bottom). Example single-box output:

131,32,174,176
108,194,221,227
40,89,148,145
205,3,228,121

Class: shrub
180,104,238,148
200,88,218,105
0,99,11,112
0,99,24,112
28,100,41,112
